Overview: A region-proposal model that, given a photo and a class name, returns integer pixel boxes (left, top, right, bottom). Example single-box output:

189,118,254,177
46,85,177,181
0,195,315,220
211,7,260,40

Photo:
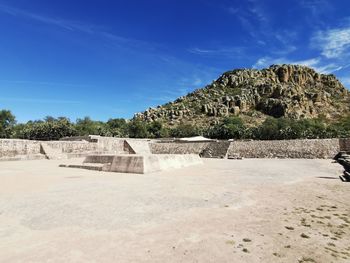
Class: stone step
59,163,110,172
83,155,115,164
60,154,203,174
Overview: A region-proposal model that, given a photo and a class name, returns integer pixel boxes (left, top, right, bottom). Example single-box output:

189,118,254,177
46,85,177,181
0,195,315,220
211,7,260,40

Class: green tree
44,116,57,122
253,117,281,140
75,117,108,136
128,119,149,138
22,118,77,140
0,109,16,138
11,123,26,139
207,117,246,139
295,118,328,139
170,123,201,138
106,118,128,137
329,115,350,138
146,121,170,138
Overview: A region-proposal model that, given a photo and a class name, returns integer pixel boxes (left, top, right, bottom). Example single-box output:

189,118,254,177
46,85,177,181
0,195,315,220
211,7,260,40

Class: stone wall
0,137,154,161
1,137,347,161
227,139,340,159
150,142,211,155
0,139,42,160
43,141,98,153
150,139,344,158
0,138,111,161
93,136,152,154
93,136,126,153
125,139,152,154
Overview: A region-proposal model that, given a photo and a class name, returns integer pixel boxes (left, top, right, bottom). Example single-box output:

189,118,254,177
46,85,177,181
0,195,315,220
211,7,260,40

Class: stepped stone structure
59,137,203,174
2,136,350,174
61,154,202,174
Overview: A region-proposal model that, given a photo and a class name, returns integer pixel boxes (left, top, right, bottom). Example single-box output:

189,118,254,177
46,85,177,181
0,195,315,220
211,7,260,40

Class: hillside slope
134,64,350,127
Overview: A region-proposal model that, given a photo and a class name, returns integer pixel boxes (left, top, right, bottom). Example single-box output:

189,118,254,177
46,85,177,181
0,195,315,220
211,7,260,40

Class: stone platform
60,154,202,174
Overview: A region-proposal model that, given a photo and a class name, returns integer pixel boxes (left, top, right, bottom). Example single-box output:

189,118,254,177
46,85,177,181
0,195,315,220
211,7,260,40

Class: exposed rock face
134,64,350,127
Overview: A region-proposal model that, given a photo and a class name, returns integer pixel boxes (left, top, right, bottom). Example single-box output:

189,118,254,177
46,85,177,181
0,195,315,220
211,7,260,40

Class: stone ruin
59,136,203,174
2,136,350,174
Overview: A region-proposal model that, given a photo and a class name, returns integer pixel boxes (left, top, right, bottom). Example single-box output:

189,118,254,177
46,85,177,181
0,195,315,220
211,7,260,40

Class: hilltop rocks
134,107,193,122
134,64,350,127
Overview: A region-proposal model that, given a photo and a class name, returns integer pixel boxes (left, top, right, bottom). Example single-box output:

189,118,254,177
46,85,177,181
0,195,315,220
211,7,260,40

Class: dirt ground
0,158,349,263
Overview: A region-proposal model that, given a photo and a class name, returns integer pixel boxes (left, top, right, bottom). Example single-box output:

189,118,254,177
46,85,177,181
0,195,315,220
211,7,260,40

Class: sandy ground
0,158,349,263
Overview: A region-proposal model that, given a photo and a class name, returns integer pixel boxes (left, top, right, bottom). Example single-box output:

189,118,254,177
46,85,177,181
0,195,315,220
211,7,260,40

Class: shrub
22,118,77,140
127,119,149,138
0,109,16,138
207,116,247,139
170,123,201,138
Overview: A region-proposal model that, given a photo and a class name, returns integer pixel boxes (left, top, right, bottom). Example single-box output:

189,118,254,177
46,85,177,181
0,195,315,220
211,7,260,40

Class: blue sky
0,0,350,123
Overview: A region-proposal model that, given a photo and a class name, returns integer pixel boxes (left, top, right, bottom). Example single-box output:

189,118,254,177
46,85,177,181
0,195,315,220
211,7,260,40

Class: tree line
0,109,349,140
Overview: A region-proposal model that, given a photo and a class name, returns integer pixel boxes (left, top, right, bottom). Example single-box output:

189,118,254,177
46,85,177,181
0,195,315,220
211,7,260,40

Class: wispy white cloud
0,4,97,33
0,97,81,104
253,19,350,76
224,2,298,57
249,6,268,23
271,32,298,55
146,96,176,103
188,48,214,54
313,63,346,74
299,0,333,19
0,3,156,51
253,57,319,69
188,47,245,57
252,56,347,74
294,58,322,68
340,77,350,87
227,7,239,15
178,76,205,89
270,45,297,56
225,0,270,40
192,78,203,87
311,26,350,59
0,79,92,88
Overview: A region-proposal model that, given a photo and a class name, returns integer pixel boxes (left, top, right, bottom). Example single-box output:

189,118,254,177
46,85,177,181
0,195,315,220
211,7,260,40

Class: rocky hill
134,64,350,127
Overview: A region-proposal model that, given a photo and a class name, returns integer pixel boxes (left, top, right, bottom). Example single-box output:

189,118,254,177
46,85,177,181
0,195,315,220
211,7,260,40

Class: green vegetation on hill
0,109,349,140
134,64,350,127
207,116,350,140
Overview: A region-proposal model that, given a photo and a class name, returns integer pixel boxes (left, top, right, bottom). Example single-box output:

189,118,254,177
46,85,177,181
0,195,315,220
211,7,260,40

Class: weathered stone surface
150,138,350,159
0,139,99,160
0,137,154,161
62,154,203,174
227,139,341,159
199,141,231,158
150,142,210,155
2,137,350,160
133,64,350,127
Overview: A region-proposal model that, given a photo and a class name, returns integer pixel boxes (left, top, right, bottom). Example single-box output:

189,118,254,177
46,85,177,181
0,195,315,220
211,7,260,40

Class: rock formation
134,64,350,127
